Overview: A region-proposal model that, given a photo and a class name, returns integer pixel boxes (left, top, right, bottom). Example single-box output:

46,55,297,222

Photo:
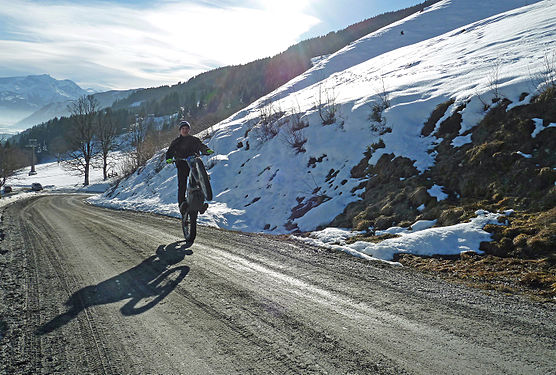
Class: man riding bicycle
166,120,214,216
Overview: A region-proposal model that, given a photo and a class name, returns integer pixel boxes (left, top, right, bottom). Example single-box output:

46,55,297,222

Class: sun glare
263,0,313,14
0,0,321,88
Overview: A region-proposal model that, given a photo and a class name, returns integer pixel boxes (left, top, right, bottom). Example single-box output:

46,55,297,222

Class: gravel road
1,194,555,374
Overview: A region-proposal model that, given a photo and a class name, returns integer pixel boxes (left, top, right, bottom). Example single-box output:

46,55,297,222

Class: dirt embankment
332,87,556,300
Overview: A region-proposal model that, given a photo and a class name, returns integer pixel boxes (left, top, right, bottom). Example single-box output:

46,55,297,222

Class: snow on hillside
90,0,555,261
0,74,88,130
0,74,86,109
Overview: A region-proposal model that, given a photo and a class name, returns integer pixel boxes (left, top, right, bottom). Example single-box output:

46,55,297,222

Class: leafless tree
530,50,556,92
127,114,160,172
0,142,24,189
368,75,391,125
255,102,285,143
315,84,339,125
281,103,308,153
488,58,503,102
476,58,505,111
64,95,98,186
95,108,119,180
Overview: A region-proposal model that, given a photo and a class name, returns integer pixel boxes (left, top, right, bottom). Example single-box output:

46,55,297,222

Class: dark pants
176,163,190,207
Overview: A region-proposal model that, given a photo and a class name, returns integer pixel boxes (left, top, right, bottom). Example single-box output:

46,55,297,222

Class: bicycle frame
173,156,202,212
173,155,210,212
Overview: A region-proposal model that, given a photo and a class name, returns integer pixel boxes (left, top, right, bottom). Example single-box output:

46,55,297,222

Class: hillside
93,0,553,229
11,0,440,162
111,0,440,131
89,0,556,298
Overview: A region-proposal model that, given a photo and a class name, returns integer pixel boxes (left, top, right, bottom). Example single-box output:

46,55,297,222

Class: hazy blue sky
0,0,425,90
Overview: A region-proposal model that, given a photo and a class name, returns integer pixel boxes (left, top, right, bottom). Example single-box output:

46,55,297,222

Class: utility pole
26,138,38,175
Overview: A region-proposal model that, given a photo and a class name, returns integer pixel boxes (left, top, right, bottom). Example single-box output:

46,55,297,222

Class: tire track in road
1,194,555,374
18,197,116,374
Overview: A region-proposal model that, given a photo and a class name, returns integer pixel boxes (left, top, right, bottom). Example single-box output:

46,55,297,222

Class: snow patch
531,118,556,138
296,211,503,262
427,184,448,201
516,151,533,159
451,134,472,147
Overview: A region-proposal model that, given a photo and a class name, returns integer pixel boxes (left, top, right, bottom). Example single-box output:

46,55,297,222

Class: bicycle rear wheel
193,159,212,201
182,211,198,243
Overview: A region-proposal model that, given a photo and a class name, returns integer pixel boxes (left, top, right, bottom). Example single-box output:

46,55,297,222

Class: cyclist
166,120,214,215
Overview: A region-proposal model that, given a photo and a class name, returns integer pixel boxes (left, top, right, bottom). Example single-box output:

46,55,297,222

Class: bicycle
172,154,212,243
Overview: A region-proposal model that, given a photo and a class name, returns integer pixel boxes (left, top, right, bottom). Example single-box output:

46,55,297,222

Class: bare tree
281,103,308,153
540,50,556,89
95,108,119,180
64,95,98,186
488,58,503,102
530,50,556,92
0,142,24,189
125,114,158,172
254,102,285,143
315,84,339,125
368,75,391,126
130,115,148,168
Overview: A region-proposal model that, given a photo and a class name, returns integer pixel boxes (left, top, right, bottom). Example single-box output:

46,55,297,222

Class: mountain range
0,74,87,129
0,74,135,134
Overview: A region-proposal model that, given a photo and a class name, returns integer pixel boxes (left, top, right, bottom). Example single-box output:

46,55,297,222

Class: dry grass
397,253,556,301
351,208,555,301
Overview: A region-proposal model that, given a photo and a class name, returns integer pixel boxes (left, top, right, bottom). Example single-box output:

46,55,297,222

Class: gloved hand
205,149,214,155
166,158,174,164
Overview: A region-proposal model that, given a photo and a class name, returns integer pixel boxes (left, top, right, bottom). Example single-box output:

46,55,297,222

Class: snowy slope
90,0,555,260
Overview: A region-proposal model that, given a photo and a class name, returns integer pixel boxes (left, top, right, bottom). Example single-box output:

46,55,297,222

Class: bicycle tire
194,159,213,201
182,211,197,243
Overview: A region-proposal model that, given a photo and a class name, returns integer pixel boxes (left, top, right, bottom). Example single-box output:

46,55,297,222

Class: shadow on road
36,241,192,335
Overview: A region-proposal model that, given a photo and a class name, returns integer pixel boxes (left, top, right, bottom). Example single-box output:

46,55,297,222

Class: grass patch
396,253,556,301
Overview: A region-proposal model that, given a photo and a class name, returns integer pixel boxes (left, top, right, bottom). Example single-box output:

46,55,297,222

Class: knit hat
178,120,191,130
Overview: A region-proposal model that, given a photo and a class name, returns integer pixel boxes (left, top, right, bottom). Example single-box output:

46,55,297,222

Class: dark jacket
166,135,210,165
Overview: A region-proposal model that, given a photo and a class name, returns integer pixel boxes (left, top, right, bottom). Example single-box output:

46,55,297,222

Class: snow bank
295,211,503,262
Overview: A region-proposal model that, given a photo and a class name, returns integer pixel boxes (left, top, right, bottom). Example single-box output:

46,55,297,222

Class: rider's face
179,126,190,136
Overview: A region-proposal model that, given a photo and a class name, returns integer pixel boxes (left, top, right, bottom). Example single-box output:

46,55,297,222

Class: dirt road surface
1,195,555,374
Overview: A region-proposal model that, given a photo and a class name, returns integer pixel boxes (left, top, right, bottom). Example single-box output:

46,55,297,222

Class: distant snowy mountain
91,0,555,261
0,74,87,129
14,88,137,129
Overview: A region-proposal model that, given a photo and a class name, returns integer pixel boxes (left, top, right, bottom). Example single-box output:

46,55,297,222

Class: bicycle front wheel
182,211,197,243
193,159,213,201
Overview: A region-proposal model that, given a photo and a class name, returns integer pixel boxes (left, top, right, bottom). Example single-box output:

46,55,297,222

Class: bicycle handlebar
173,156,196,163
172,152,211,163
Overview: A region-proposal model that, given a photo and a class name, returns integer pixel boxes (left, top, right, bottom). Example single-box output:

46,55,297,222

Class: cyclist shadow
36,241,192,335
